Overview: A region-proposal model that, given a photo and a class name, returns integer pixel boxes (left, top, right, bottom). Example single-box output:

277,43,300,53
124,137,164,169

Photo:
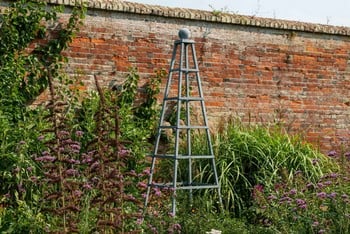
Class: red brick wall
8,1,350,152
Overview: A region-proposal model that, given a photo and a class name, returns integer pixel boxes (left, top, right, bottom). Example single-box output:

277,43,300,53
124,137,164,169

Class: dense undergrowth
0,1,349,233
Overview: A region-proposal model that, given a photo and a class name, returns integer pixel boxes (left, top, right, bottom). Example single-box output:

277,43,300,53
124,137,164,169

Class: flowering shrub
252,155,350,233
0,45,166,232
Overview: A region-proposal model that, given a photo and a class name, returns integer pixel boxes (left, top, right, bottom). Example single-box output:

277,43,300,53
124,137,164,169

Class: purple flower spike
90,161,100,170
119,149,129,157
136,218,143,225
143,168,151,176
153,187,161,196
254,184,264,192
82,153,93,164
30,176,38,182
317,182,324,189
317,192,327,199
65,168,79,176
35,156,56,162
324,180,332,186
73,190,82,197
59,130,70,136
327,150,337,157
279,196,292,203
306,183,315,189
267,195,277,200
168,212,175,217
129,170,136,176
75,130,84,137
312,221,319,227
296,198,306,206
289,189,297,195
83,183,92,190
71,144,81,151
173,223,181,230
137,182,148,189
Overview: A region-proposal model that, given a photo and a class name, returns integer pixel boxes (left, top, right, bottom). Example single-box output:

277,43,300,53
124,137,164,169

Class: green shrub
0,0,85,121
176,194,249,234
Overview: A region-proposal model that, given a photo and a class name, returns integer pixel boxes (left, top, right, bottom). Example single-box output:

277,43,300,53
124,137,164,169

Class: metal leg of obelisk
144,28,222,217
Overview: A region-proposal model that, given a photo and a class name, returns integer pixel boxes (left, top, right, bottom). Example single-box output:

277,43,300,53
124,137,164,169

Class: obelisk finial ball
178,28,191,39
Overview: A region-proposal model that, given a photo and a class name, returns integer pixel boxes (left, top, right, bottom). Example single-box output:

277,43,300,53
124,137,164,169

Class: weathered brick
1,0,348,153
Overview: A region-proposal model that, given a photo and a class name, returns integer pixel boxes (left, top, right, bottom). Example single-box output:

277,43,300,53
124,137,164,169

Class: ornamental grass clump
188,118,336,217
252,152,350,233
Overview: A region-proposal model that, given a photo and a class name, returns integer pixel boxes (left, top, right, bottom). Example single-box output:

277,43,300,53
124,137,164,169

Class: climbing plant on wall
0,0,86,122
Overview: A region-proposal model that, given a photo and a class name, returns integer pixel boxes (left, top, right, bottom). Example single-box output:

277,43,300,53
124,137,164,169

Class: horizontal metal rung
158,125,209,130
170,68,198,73
177,185,220,190
177,155,215,159
149,182,219,190
174,39,195,44
178,125,208,129
148,154,215,159
164,97,204,101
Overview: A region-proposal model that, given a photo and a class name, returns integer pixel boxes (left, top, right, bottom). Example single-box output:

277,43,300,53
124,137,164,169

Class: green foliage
0,107,48,211
118,67,163,139
76,68,163,171
175,194,249,234
135,68,164,131
0,196,46,233
0,1,85,232
0,0,85,121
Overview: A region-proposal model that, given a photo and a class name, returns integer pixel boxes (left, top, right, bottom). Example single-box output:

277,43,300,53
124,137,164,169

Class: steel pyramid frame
144,30,222,216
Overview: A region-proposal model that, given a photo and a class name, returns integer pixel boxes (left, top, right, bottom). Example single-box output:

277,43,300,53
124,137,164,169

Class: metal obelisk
144,28,222,216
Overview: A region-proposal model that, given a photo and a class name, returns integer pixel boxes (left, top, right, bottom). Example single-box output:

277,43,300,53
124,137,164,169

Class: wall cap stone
46,0,350,36
1,0,350,36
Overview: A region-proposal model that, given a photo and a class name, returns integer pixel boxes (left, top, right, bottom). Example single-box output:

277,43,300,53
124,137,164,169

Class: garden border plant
1,1,348,233
252,151,349,233
0,1,86,231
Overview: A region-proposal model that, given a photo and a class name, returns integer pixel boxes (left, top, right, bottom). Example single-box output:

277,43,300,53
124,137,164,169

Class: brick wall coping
44,0,350,36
